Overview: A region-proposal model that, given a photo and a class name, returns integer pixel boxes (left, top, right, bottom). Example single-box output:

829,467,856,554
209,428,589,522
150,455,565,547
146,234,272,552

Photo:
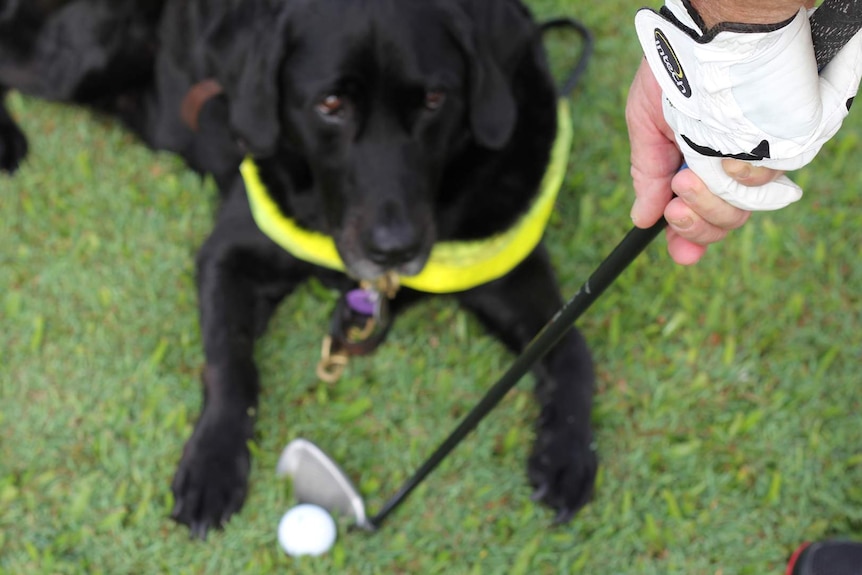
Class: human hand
626,61,783,265
633,0,862,211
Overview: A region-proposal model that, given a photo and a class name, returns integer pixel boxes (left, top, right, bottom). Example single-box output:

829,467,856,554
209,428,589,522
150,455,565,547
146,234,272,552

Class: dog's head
208,0,543,281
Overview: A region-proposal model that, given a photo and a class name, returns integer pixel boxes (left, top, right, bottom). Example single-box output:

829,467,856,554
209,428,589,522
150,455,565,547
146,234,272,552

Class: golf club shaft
368,3,862,530
368,218,667,528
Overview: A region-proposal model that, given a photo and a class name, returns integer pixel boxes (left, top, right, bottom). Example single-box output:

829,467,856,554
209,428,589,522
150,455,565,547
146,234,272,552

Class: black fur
0,0,597,539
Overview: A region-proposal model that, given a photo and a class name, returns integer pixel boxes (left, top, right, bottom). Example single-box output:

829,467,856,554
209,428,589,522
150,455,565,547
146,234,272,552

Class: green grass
2,1,861,573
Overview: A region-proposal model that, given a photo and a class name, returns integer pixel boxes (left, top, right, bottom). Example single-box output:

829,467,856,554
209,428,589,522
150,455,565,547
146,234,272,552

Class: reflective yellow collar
241,100,572,294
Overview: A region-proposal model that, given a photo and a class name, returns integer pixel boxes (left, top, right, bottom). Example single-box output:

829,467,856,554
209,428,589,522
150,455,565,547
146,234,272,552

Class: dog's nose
363,202,422,267
364,223,422,266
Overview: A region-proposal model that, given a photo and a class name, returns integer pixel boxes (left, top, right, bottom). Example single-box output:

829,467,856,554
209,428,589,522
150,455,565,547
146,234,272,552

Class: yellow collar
241,100,572,294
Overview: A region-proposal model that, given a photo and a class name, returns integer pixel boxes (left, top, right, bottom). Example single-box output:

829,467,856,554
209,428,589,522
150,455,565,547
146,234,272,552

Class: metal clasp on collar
316,272,400,383
316,335,350,383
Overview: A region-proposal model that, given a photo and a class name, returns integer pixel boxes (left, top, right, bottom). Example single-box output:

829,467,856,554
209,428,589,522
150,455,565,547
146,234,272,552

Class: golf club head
276,438,371,530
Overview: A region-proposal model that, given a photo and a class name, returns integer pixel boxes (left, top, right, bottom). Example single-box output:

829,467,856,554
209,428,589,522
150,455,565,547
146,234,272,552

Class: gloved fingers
682,152,802,210
721,159,784,187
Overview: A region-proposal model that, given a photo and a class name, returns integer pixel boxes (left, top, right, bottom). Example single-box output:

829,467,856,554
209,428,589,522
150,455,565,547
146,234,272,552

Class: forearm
689,0,815,28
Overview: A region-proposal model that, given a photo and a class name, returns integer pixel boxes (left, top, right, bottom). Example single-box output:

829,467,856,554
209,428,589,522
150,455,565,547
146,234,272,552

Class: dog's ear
205,1,293,155
450,0,540,150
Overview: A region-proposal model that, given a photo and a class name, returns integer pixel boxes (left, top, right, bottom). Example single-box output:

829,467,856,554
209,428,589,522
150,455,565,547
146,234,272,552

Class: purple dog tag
346,289,377,316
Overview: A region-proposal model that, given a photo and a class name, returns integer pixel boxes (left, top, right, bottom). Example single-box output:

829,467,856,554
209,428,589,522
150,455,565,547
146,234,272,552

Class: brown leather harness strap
181,79,224,132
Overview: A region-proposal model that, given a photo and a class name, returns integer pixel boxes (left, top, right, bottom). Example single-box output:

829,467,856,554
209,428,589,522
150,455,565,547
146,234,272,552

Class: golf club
277,1,862,533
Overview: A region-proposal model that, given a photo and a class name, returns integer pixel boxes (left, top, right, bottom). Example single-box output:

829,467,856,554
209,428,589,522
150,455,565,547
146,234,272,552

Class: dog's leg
455,245,597,523
171,194,309,538
0,88,27,173
191,95,244,190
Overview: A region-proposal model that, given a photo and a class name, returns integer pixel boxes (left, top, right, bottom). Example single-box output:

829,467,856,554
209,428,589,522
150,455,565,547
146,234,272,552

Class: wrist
688,0,810,29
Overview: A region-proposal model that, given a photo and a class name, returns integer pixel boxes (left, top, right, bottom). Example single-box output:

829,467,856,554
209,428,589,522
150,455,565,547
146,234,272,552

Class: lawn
2,1,861,574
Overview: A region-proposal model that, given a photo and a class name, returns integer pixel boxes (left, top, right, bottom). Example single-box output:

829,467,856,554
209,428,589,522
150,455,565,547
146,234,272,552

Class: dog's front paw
527,422,597,524
171,409,253,540
0,119,28,174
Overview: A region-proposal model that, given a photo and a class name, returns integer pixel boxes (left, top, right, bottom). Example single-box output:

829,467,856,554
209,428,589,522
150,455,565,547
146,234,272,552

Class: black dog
0,0,597,539
0,0,166,171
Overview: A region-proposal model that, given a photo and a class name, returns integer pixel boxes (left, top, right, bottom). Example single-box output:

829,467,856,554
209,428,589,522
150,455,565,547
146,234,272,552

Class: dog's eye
316,94,345,119
424,90,446,111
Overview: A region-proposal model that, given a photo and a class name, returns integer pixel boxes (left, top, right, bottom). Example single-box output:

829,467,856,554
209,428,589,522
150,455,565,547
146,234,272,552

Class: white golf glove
634,0,862,210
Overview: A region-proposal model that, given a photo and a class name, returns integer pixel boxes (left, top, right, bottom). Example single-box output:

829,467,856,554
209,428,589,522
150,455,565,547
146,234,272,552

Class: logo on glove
654,29,691,98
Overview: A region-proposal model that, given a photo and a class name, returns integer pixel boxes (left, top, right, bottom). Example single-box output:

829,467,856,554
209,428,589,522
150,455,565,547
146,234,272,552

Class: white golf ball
277,503,337,557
